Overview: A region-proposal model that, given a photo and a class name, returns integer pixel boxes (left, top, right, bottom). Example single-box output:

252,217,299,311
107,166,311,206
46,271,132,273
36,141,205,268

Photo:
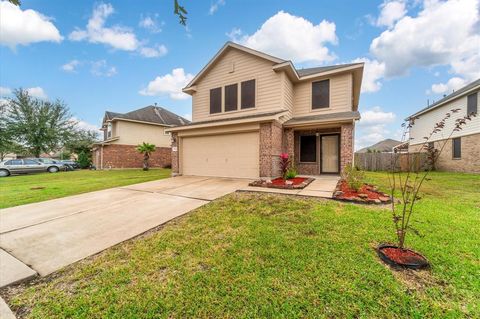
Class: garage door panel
182,132,259,178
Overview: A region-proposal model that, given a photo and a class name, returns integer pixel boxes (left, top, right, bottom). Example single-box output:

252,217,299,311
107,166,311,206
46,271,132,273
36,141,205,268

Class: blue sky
1,0,479,149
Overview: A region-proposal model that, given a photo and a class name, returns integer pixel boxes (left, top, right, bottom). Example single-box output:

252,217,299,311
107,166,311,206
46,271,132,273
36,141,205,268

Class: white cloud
352,58,386,93
229,11,338,63
61,60,80,72
376,0,407,28
140,68,194,100
90,60,117,77
71,117,99,131
69,3,139,51
429,77,468,95
26,87,48,99
356,106,397,149
139,15,163,33
0,98,9,107
0,87,12,96
139,44,168,58
209,0,225,15
370,0,480,79
0,1,62,49
183,113,192,121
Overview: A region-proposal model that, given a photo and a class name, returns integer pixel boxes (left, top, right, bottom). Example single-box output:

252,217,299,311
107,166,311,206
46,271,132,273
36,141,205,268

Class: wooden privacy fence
354,152,428,172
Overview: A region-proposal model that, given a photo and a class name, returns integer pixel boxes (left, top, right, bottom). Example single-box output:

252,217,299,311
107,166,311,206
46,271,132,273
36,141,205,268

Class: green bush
77,151,91,169
342,165,364,191
285,167,297,179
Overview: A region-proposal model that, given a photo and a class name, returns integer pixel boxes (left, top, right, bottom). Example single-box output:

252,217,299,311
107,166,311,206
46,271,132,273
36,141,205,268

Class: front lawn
3,172,479,318
0,169,171,209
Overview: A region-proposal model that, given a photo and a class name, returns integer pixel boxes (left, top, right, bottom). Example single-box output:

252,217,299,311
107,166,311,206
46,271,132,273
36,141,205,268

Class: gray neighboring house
356,139,403,153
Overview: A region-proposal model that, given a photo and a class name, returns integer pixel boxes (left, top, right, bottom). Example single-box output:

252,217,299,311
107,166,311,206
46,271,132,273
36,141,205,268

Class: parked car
0,159,64,177
29,158,68,171
60,160,80,169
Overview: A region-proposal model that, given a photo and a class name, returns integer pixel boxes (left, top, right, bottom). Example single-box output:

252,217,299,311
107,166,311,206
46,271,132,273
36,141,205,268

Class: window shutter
312,80,330,109
241,80,255,109
467,92,478,115
225,84,238,112
210,87,222,114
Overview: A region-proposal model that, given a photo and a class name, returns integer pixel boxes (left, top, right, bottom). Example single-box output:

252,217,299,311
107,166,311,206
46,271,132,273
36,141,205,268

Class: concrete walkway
0,176,248,287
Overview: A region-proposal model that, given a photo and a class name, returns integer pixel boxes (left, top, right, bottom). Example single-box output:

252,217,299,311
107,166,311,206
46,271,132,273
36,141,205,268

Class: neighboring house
356,139,403,153
93,105,189,169
407,78,479,173
167,42,364,179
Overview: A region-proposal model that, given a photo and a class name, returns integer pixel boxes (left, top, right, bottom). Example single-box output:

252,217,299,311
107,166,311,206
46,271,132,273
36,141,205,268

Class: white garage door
182,132,259,178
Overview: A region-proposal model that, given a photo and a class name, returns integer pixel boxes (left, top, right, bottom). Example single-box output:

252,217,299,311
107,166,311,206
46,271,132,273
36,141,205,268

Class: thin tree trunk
143,153,149,171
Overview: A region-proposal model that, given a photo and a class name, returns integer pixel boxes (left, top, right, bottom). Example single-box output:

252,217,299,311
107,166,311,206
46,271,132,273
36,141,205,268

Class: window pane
23,159,39,165
300,135,317,162
312,80,329,109
210,87,222,114
225,84,238,112
467,92,477,115
241,80,255,109
453,137,461,159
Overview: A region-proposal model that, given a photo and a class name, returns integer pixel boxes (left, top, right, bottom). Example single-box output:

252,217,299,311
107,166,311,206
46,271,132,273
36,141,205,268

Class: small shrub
342,165,364,191
285,167,297,179
77,151,91,169
279,153,291,179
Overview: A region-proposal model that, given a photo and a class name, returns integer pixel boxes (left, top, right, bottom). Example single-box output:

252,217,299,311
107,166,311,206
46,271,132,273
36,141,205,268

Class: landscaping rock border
333,180,392,205
249,177,315,190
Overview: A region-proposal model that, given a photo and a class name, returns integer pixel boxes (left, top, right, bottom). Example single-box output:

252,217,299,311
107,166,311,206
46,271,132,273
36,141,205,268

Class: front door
321,134,340,173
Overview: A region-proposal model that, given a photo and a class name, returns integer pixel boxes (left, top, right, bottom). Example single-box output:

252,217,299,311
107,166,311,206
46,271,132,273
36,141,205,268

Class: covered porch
283,121,355,176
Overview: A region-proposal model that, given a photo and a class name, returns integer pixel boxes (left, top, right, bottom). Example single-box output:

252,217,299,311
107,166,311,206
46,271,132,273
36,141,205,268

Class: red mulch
381,247,425,264
338,180,384,200
270,177,307,186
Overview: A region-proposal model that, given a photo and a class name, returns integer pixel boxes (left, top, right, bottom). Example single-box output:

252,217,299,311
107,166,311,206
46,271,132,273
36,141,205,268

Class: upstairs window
312,80,330,109
107,123,112,138
467,92,478,115
452,137,461,159
210,87,222,114
241,79,255,109
225,84,238,112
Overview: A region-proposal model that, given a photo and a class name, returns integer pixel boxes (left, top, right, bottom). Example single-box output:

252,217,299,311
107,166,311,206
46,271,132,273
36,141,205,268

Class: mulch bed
333,180,391,204
249,177,314,189
377,244,430,269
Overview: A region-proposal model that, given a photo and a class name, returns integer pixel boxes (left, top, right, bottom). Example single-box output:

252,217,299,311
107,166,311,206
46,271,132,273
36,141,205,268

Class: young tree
136,142,156,171
6,89,76,157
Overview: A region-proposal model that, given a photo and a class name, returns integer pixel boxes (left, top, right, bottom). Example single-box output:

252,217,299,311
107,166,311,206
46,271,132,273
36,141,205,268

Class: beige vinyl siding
192,48,282,122
293,73,353,117
112,121,172,147
409,91,480,145
280,72,294,120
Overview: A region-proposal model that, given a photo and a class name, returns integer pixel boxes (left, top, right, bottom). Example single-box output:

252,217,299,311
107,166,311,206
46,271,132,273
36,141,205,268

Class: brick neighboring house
92,105,189,169
407,78,479,173
167,42,364,179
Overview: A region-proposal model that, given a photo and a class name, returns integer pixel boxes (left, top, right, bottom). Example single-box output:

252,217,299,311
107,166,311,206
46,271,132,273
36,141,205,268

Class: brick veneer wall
99,144,171,169
171,132,180,176
259,121,283,178
340,123,354,173
409,133,480,173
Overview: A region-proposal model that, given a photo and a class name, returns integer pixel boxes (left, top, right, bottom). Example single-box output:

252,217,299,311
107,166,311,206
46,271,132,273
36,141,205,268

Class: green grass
3,172,480,318
0,169,171,209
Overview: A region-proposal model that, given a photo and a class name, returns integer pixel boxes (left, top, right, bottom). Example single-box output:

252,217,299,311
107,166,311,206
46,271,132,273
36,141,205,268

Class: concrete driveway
0,176,249,287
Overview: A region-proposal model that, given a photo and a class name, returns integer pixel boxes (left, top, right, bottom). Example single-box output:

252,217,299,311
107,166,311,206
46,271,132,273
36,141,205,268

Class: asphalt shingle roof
409,78,480,118
104,105,190,126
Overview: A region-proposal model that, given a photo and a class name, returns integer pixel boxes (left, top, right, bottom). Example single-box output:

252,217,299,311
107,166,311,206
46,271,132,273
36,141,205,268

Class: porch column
340,123,354,172
171,132,180,176
283,128,294,160
259,121,282,178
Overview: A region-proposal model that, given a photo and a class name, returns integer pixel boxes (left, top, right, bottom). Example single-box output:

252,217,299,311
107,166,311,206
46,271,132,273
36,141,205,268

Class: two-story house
92,105,189,169
167,42,364,179
407,78,479,173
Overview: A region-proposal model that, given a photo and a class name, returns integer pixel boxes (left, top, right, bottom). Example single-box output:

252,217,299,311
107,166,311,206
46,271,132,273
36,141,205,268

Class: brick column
340,123,354,173
259,121,283,178
171,132,180,176
283,128,294,160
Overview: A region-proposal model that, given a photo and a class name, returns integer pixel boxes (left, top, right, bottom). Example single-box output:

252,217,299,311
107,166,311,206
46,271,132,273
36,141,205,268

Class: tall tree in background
64,129,99,156
0,103,24,160
6,89,76,157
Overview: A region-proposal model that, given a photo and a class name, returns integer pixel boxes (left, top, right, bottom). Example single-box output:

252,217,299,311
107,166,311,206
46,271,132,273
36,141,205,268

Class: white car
0,159,64,177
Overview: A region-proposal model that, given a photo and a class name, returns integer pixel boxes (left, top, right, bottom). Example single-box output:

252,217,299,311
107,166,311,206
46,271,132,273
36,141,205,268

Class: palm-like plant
136,142,156,171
